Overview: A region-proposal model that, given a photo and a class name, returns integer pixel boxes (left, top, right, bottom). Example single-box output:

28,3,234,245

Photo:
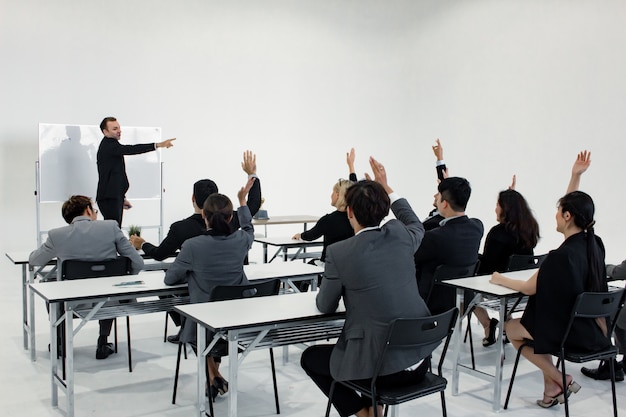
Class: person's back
414,177,483,314
29,195,143,359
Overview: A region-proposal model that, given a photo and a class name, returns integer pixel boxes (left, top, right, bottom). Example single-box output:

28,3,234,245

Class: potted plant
128,224,142,237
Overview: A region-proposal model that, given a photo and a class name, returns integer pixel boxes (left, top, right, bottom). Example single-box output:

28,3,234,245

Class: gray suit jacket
317,198,432,381
164,206,254,343
29,216,144,273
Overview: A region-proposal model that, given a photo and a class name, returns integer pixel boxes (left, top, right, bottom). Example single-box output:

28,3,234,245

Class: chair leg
172,342,183,404
504,343,526,409
126,316,132,372
269,348,280,414
325,380,336,417
610,357,618,417
441,391,447,417
164,312,169,343
467,320,476,370
113,317,118,353
560,354,570,417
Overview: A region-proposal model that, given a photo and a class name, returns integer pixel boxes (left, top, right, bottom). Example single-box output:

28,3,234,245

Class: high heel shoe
536,392,562,408
482,318,499,347
205,384,219,401
565,380,581,399
213,376,229,395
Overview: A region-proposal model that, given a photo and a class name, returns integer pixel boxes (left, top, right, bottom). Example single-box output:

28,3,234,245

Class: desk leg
492,297,506,412
66,306,75,417
228,330,239,417
50,302,59,408
29,267,37,362
22,264,28,350
451,288,464,395
197,324,207,417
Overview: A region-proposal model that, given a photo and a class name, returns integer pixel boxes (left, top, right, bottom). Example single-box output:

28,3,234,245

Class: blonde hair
333,179,353,211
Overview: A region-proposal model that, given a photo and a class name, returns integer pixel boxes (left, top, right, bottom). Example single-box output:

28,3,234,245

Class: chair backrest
60,257,131,280
561,288,626,348
432,262,479,283
210,278,281,302
373,308,459,379
506,253,547,272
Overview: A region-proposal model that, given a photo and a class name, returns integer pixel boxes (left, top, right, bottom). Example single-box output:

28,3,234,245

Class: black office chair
504,288,626,417
325,308,459,417
172,278,282,416
60,257,134,373
506,253,548,272
428,262,479,369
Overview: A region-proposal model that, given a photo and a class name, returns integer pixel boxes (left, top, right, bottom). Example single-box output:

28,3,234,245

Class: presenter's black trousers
97,197,124,227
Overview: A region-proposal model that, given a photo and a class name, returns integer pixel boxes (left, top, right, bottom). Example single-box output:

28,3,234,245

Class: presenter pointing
96,116,175,226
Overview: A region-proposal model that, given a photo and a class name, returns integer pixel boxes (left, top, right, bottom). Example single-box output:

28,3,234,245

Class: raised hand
432,138,444,161
346,148,356,174
237,177,256,206
241,150,257,175
364,156,393,194
572,150,591,177
509,174,516,190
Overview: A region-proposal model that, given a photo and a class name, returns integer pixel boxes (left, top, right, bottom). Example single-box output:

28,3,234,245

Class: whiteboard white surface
38,123,162,202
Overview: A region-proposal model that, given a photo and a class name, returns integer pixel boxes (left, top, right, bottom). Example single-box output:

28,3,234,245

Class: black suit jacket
96,137,156,201
414,215,484,314
142,177,262,260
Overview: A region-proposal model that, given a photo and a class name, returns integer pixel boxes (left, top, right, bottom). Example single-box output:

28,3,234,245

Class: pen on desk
114,280,145,286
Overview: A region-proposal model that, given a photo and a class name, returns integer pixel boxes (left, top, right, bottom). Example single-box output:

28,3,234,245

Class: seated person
474,178,540,346
301,156,430,417
164,178,255,400
563,150,626,381
29,195,144,359
491,190,610,408
414,176,483,314
131,150,261,342
292,148,358,266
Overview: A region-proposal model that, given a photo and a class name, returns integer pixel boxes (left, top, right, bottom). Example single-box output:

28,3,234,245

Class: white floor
1,255,624,417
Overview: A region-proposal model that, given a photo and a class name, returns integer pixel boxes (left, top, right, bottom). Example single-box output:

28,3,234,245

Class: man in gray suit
29,195,144,359
301,156,432,417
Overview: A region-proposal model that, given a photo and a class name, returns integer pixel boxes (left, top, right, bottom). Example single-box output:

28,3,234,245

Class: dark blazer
141,177,262,261
96,137,156,201
164,206,254,342
414,215,484,314
522,232,609,354
317,198,431,381
477,223,534,274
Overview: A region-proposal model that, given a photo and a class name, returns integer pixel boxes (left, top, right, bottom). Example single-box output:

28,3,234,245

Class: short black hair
99,117,116,133
344,180,390,228
193,179,218,208
438,177,471,212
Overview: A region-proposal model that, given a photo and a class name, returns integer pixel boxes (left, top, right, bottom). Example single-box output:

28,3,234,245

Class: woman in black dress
490,191,609,408
475,187,540,346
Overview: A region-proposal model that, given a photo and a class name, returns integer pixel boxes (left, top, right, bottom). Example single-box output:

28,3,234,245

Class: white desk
6,251,56,353
442,269,533,412
30,271,188,417
27,262,323,417
175,291,345,417
254,236,324,263
252,214,319,237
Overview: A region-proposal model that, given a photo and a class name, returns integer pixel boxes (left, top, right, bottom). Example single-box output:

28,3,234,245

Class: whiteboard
38,123,162,202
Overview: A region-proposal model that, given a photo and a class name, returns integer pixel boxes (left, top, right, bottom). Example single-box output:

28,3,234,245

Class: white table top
6,251,35,265
175,291,344,332
442,269,535,297
252,215,319,225
254,236,324,246
29,262,323,303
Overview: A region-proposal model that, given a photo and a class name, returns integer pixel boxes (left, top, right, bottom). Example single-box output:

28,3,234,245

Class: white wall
2,0,626,263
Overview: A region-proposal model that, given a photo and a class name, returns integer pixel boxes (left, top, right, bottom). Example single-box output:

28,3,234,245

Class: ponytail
203,193,234,236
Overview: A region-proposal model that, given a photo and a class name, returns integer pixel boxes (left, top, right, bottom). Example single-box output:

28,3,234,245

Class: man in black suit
130,150,262,342
96,116,176,226
415,176,484,314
